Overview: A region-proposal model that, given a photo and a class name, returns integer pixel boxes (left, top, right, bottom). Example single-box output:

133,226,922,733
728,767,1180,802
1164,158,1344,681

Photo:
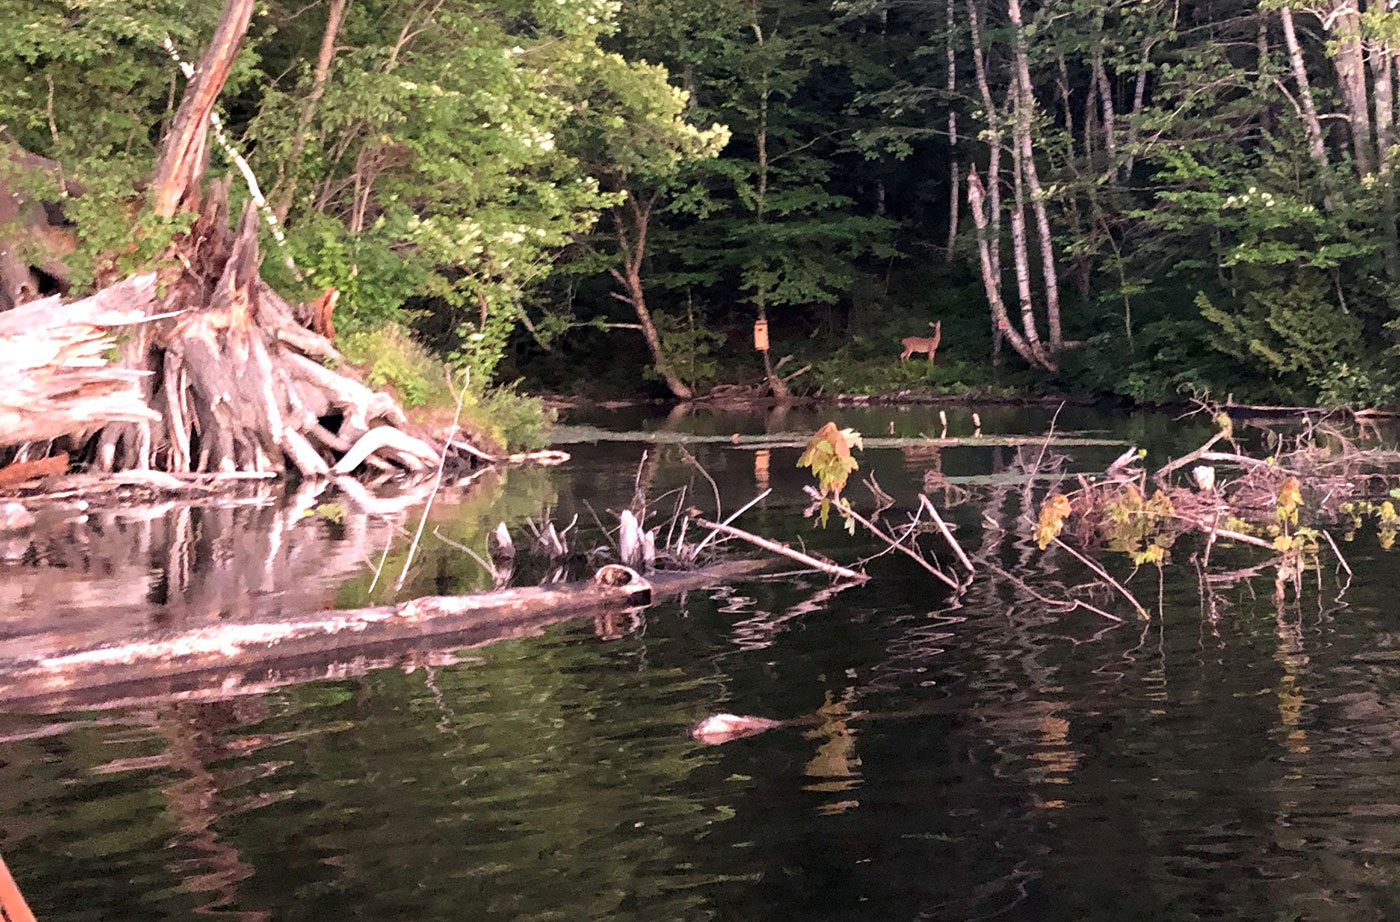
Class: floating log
0,559,770,709
551,425,1128,450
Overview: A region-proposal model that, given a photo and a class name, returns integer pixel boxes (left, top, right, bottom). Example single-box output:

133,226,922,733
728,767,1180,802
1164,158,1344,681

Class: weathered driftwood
691,513,865,581
2,0,497,483
0,559,770,708
1,185,495,482
0,275,162,443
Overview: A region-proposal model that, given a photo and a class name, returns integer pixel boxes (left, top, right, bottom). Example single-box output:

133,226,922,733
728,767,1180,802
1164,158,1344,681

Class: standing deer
900,321,942,362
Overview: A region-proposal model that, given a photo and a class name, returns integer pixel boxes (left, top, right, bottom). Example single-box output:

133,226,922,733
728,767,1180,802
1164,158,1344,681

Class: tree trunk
1006,0,1063,352
748,18,788,399
1279,8,1333,188
1371,44,1400,278
1327,0,1375,177
151,0,256,217
273,0,348,223
1093,51,1117,166
945,0,960,261
1008,135,1052,369
966,0,1001,279
607,198,693,400
623,268,693,401
967,166,1045,370
1124,38,1154,175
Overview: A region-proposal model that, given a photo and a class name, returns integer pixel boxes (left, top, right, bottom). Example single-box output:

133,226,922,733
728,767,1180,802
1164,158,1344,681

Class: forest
2,0,1399,434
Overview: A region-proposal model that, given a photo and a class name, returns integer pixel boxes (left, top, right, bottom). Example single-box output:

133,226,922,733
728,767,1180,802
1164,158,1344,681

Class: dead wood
0,187,494,484
0,559,771,709
0,275,162,446
0,454,68,488
151,0,256,217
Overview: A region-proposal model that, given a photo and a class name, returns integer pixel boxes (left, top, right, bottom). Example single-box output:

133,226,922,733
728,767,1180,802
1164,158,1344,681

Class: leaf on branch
1276,475,1302,527
797,422,862,503
1035,494,1072,550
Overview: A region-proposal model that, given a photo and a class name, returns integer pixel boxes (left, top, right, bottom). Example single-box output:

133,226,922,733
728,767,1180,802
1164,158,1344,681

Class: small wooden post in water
0,853,39,922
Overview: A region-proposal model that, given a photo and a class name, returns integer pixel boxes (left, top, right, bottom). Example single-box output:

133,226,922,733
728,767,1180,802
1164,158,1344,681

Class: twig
367,524,395,596
805,486,960,590
690,514,866,581
1048,536,1148,619
692,489,773,560
1027,402,1066,489
394,378,467,592
432,526,495,579
1318,527,1354,578
663,484,688,552
582,500,619,554
919,494,975,575
1154,432,1226,482
631,449,650,512
1211,527,1279,551
679,446,722,517
983,562,1124,623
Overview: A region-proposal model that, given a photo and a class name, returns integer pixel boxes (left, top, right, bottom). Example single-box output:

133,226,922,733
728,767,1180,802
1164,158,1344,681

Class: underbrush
340,323,554,451
809,352,1025,398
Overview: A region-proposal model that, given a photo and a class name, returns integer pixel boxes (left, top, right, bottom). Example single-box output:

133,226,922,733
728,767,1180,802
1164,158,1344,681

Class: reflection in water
0,469,560,664
0,485,399,657
7,405,1400,921
802,689,862,816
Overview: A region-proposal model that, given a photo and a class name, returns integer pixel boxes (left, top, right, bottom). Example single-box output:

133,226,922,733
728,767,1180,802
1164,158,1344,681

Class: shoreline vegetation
4,0,1400,481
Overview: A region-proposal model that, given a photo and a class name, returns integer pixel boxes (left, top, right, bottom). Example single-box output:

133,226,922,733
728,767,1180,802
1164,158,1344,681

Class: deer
900,321,942,363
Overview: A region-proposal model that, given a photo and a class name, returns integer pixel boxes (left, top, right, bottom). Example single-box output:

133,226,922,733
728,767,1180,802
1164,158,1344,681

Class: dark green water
3,404,1398,921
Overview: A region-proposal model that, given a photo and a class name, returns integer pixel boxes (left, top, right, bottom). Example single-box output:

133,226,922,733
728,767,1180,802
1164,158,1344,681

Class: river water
2,403,1398,921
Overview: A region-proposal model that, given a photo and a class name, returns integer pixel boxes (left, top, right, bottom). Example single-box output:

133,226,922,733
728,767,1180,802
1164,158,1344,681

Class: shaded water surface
3,404,1399,921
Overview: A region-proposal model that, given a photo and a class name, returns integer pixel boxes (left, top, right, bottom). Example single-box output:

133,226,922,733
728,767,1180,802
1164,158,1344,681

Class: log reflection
0,476,504,662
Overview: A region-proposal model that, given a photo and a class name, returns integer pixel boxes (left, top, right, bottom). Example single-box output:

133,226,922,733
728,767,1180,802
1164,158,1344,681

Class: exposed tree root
1,180,495,485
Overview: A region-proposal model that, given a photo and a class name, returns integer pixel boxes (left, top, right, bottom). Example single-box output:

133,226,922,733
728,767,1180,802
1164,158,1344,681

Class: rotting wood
0,0,500,487
150,0,256,217
0,453,68,488
0,275,162,445
0,560,771,709
0,190,499,483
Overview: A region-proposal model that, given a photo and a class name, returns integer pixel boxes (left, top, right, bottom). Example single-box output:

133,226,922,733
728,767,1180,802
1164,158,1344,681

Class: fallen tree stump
0,275,162,444
0,181,497,481
0,559,770,709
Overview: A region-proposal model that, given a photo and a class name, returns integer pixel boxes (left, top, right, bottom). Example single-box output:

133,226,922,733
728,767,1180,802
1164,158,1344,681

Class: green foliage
341,323,454,409
1101,486,1177,567
648,304,726,392
340,322,553,450
1196,280,1367,402
13,0,1400,411
1311,361,1400,410
797,422,862,528
1066,320,1238,405
460,382,557,452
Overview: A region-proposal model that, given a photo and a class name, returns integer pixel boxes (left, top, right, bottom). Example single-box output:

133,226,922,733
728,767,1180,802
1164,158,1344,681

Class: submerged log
0,560,770,708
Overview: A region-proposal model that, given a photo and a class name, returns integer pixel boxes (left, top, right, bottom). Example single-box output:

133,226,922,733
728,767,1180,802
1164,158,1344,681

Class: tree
560,47,729,399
